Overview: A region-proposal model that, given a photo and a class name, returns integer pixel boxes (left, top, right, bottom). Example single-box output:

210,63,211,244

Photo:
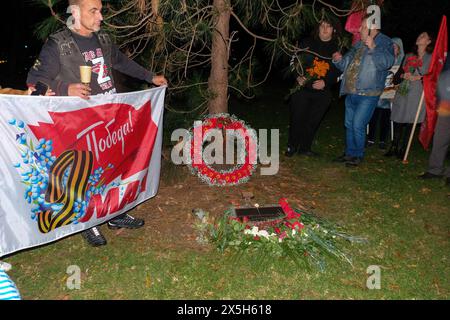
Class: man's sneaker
82,227,107,247
379,142,387,150
332,154,353,163
345,157,362,167
107,214,145,230
366,140,375,147
418,172,442,180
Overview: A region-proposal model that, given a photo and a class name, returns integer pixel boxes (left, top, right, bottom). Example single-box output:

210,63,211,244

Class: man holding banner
26,0,168,247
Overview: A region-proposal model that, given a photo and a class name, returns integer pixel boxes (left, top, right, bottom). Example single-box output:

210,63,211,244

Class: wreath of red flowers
189,114,258,186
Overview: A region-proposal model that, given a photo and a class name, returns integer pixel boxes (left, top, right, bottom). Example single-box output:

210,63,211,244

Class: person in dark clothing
286,19,342,157
27,29,157,97
28,0,167,98
27,0,167,247
367,108,391,148
367,37,405,150
418,60,450,187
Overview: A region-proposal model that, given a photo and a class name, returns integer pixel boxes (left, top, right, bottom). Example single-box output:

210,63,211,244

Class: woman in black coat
286,18,342,157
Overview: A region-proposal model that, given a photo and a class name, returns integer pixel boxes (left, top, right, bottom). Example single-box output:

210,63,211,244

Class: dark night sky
0,0,449,89
0,0,49,88
382,0,450,52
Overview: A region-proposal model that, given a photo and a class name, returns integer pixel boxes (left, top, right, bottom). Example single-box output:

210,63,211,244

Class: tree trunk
208,0,231,114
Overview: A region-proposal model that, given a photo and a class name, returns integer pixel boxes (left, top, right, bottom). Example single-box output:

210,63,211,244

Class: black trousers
392,122,414,151
368,108,391,143
427,114,450,177
288,89,332,152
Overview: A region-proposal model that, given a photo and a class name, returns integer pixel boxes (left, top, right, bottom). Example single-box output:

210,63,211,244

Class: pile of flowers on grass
194,198,366,271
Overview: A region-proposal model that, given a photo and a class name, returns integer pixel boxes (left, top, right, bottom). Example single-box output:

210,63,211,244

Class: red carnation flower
292,222,304,230
279,231,288,241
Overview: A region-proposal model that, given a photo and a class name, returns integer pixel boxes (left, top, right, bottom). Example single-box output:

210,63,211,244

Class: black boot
418,172,442,180
345,157,363,167
333,153,353,163
385,122,402,157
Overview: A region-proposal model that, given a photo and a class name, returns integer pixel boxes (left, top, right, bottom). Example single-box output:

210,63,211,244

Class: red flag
419,15,448,149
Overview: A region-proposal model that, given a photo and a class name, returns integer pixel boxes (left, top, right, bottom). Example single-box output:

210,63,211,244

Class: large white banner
0,87,166,257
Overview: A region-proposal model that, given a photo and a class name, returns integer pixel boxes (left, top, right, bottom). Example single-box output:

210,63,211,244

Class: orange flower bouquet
289,57,330,96
306,57,330,79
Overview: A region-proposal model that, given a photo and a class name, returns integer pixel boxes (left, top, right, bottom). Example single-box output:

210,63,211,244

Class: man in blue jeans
332,16,394,167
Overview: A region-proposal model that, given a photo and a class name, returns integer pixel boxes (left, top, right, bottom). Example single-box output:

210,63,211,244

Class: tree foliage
35,0,367,114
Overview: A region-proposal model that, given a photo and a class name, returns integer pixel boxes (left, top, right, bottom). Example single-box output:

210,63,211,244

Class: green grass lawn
4,84,449,300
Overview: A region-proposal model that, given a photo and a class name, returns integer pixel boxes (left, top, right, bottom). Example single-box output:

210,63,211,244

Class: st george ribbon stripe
38,150,93,233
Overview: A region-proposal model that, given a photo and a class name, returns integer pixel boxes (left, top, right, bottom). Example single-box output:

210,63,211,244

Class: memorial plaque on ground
233,205,285,222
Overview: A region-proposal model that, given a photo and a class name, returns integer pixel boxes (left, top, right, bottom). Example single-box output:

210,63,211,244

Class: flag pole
390,101,394,141
402,91,425,164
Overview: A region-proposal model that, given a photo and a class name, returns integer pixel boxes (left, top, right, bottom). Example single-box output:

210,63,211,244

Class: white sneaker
0,261,12,272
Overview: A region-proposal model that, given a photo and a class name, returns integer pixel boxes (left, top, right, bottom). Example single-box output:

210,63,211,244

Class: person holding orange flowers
286,18,342,157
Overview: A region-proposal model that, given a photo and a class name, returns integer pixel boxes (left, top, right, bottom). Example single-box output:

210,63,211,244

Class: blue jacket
334,32,395,97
